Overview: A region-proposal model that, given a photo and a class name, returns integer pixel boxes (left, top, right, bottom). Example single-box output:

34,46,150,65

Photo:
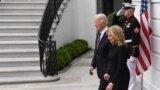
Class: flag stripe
136,0,152,75
140,17,150,42
139,45,150,67
136,59,144,74
140,27,150,52
137,62,144,75
140,38,151,64
142,13,149,31
138,54,148,70
136,66,140,75
144,10,148,20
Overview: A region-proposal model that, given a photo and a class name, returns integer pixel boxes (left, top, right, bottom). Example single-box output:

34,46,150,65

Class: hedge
56,39,88,71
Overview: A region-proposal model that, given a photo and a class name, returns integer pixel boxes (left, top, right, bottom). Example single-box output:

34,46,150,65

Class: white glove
116,7,124,16
129,56,137,61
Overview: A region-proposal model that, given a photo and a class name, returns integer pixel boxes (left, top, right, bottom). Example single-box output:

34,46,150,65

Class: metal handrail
38,0,64,77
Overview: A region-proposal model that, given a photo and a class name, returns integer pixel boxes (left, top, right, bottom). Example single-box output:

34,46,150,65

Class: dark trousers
98,79,108,90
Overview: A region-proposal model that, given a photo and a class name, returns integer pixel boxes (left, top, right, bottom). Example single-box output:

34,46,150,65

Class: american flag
136,0,152,75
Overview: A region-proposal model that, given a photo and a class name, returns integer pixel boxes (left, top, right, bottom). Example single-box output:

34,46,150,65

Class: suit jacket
91,33,110,80
107,45,130,90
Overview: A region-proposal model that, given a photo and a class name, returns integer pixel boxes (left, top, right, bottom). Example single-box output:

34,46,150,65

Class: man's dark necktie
96,32,101,49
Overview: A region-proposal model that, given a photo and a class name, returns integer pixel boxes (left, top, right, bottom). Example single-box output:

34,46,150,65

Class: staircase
0,0,69,84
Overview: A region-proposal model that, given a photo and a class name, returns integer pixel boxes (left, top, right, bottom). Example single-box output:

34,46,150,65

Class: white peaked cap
123,3,136,8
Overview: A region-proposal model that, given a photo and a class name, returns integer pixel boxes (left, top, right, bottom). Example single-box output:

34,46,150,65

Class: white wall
54,0,76,48
114,0,123,12
72,0,97,49
55,0,97,49
133,0,160,90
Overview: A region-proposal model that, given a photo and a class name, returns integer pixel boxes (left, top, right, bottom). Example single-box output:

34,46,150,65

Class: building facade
56,0,160,89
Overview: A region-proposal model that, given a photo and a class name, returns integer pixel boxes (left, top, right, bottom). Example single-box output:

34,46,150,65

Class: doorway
97,0,132,16
97,0,113,16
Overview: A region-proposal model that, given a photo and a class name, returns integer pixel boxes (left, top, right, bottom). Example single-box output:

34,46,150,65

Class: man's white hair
95,14,108,24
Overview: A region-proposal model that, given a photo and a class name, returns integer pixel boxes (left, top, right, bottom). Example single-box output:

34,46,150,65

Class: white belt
125,39,132,43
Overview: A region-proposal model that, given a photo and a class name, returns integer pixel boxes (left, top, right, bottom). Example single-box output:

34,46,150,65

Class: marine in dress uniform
111,3,140,90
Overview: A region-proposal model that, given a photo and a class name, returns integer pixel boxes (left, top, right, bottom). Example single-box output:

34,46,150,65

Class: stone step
0,75,59,85
1,0,47,2
0,33,38,41
0,71,41,77
0,25,56,34
0,19,41,26
0,11,63,21
0,28,38,33
0,26,39,33
0,66,42,77
0,57,39,67
0,49,39,58
0,7,45,13
0,19,58,26
0,2,47,7
0,4,65,13
1,0,68,5
0,41,38,49
0,66,39,72
0,13,43,19
0,32,57,41
1,0,70,3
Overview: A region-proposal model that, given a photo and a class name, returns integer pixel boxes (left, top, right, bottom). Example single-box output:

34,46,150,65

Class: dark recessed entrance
97,0,132,16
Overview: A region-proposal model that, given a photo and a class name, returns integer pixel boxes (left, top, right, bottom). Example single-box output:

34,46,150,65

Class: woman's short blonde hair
107,25,125,46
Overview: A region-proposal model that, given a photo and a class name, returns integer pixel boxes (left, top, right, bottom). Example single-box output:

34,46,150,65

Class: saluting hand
116,7,124,16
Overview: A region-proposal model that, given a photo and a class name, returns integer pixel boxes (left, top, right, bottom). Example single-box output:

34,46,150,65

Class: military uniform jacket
112,14,140,57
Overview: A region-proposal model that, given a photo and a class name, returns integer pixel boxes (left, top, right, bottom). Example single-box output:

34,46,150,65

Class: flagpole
141,74,143,90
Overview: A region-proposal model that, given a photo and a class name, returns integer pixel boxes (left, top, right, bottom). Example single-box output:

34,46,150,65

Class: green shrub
58,47,72,64
56,39,88,71
72,39,88,54
56,50,66,70
107,12,116,27
71,41,83,55
63,43,78,58
74,39,88,51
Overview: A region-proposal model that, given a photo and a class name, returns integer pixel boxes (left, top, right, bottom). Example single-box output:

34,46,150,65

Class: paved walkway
0,50,143,90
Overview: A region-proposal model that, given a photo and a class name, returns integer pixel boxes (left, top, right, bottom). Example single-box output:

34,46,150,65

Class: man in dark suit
89,14,110,90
